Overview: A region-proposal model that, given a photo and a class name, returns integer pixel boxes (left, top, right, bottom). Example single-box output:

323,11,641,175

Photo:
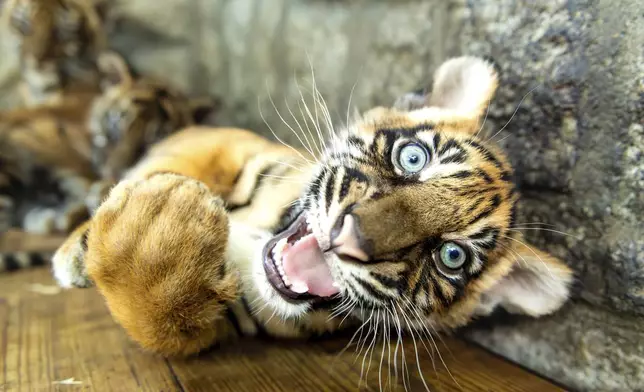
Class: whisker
257,173,306,182
345,66,363,134
487,84,540,142
265,82,319,162
508,227,581,240
378,309,387,392
474,96,493,139
404,296,461,388
283,94,323,158
257,94,315,165
498,234,561,286
294,78,328,159
395,303,431,392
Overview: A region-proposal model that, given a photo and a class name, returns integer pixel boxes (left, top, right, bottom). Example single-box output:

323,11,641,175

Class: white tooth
277,237,288,250
290,281,309,294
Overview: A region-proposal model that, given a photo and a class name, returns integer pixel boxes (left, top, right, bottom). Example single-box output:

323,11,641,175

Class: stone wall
1,0,642,390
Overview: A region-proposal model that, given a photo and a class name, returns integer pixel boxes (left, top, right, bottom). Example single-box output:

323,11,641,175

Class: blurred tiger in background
0,52,218,272
0,0,108,106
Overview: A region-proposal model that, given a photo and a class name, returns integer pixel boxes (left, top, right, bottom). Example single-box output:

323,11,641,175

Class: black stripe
440,149,468,164
476,169,494,184
508,202,518,228
491,194,502,208
383,132,398,171
438,139,461,157
4,254,19,271
348,136,367,151
324,170,336,214
448,170,473,179
467,197,485,213
344,167,369,184
376,124,434,139
80,230,89,252
338,170,352,202
353,276,392,303
328,152,372,166
431,275,449,307
30,253,46,267
224,308,243,337
467,194,502,225
432,133,441,152
371,272,401,291
410,262,429,303
466,140,504,169
500,170,514,183
470,228,500,250
467,251,488,279
308,171,324,197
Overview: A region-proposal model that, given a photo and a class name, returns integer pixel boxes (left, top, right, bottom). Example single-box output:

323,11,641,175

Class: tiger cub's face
260,57,573,330
3,0,104,64
88,53,214,181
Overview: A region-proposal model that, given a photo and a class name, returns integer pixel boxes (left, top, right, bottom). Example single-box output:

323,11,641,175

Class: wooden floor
0,267,565,392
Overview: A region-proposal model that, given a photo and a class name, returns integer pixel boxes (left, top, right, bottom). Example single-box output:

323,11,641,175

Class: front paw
86,173,238,356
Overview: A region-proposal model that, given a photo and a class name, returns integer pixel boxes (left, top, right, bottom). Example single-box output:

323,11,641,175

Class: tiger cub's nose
330,213,373,262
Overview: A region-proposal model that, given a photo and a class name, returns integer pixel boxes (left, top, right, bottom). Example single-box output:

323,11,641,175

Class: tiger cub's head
88,53,218,181
2,0,105,65
261,56,573,330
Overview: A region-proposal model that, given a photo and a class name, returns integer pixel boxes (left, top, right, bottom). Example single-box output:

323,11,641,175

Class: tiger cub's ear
476,237,574,318
395,57,499,129
97,51,133,89
427,56,498,118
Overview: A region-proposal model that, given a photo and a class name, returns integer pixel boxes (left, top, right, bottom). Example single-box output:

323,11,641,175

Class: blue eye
438,242,467,270
397,143,428,174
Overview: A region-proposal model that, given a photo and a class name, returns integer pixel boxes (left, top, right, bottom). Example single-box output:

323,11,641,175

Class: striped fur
0,251,50,272
51,57,573,358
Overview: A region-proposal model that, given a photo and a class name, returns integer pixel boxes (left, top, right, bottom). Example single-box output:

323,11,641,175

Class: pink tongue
282,234,339,297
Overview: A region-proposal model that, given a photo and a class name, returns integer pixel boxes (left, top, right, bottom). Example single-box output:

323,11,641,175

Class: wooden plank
0,268,178,392
0,268,566,392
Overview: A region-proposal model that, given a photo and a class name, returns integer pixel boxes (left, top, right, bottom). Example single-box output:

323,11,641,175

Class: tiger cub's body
1,0,107,106
52,57,573,360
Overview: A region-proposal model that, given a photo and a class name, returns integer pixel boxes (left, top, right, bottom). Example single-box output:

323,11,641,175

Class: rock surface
0,0,642,390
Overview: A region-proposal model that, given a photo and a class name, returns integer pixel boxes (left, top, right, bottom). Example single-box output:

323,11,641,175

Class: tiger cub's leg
53,173,239,356
52,220,93,288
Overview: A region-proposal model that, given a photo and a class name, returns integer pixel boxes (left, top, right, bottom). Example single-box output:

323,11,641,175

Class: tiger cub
0,0,107,106
0,53,216,272
52,57,573,358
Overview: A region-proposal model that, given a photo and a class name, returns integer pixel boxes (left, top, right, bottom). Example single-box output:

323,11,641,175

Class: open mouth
262,213,340,303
